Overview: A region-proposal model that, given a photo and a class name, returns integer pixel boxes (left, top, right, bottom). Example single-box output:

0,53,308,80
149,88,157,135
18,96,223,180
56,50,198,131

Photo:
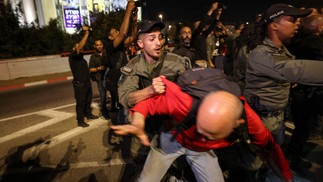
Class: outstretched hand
110,124,150,146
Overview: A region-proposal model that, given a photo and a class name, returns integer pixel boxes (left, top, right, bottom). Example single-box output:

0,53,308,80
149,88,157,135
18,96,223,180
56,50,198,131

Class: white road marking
0,110,74,144
0,103,76,123
43,160,127,168
25,80,47,87
21,118,108,162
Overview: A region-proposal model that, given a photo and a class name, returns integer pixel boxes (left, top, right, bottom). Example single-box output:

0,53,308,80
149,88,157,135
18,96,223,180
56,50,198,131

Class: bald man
111,76,292,182
196,91,245,141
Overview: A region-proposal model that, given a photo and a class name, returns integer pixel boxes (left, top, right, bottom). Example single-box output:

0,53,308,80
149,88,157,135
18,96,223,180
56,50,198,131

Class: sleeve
193,14,212,36
88,55,96,68
118,74,140,108
283,59,323,86
202,11,219,36
69,50,81,59
101,51,109,66
249,51,323,86
243,99,292,180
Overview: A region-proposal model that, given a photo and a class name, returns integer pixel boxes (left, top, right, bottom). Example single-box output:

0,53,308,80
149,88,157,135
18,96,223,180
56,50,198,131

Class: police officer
243,4,323,146
117,20,190,165
118,20,190,109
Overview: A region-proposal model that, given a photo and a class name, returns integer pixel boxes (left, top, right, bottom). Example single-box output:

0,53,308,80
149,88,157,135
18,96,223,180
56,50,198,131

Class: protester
89,39,110,120
224,21,245,76
104,0,137,113
286,14,323,171
191,2,221,68
172,25,196,66
112,76,293,182
68,25,98,127
243,4,323,146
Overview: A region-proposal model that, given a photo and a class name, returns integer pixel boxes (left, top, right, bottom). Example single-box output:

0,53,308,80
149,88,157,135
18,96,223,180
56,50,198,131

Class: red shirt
131,77,292,180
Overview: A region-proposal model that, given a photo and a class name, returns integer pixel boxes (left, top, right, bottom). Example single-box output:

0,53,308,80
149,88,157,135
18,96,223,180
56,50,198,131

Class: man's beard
183,38,191,46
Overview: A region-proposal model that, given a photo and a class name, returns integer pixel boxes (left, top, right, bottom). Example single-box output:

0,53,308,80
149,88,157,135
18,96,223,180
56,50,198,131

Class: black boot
86,114,99,120
78,120,89,127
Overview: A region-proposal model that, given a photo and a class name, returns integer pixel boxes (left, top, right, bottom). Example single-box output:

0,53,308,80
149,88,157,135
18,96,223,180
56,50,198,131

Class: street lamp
159,14,163,22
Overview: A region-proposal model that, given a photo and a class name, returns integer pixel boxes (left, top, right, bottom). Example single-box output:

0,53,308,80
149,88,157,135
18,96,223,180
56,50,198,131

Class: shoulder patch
122,66,133,73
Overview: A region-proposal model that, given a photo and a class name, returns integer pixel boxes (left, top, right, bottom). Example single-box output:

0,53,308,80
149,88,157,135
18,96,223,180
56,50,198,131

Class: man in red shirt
112,76,292,182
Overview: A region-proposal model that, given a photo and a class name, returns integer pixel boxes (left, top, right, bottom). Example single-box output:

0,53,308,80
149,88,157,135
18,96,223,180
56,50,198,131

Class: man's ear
271,22,279,30
236,118,245,126
137,39,144,49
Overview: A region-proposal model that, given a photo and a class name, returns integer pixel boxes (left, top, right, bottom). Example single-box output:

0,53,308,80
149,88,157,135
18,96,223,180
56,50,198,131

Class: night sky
141,0,323,23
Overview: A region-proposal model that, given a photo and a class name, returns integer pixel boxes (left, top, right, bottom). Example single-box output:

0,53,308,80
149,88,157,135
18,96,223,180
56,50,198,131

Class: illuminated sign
64,7,82,28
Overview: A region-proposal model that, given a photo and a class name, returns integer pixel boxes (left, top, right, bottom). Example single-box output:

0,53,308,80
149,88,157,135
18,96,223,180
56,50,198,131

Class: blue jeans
137,132,224,182
96,80,108,116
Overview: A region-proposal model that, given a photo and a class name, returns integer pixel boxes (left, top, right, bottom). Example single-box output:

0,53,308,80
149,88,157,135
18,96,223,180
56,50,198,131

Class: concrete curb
0,76,73,91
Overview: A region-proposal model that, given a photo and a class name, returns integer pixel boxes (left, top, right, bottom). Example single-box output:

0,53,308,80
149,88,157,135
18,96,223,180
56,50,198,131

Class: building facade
6,0,141,34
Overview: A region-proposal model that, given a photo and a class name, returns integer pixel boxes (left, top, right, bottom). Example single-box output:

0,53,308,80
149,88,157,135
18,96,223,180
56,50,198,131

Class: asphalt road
0,81,138,182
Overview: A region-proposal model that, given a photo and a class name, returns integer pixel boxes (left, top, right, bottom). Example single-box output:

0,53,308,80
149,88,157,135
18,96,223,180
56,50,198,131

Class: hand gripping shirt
118,52,190,107
130,77,292,180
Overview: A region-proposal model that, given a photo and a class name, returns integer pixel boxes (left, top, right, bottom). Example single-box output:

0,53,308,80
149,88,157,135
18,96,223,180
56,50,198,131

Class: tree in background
0,2,126,59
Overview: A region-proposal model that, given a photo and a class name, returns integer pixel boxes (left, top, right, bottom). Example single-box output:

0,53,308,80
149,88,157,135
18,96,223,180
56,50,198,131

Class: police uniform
244,37,323,145
118,51,190,108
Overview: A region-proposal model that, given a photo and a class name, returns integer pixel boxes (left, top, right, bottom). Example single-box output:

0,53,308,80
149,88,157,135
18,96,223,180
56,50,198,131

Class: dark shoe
86,114,99,120
78,122,89,127
102,115,111,120
290,158,313,178
110,107,119,112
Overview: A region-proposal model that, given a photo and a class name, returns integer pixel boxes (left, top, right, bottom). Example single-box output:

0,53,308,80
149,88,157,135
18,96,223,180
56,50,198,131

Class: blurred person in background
89,39,110,120
69,26,98,128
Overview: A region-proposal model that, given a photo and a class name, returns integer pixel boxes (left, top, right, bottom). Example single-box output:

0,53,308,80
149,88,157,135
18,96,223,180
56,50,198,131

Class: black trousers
72,81,93,122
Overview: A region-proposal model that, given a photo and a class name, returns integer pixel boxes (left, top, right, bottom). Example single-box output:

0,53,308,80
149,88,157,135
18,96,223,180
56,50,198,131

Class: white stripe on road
42,160,127,169
25,80,48,87
21,118,108,161
0,110,74,144
0,103,76,123
38,118,107,149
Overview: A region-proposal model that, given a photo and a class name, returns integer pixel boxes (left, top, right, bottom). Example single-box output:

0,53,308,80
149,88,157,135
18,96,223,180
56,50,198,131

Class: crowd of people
68,1,323,181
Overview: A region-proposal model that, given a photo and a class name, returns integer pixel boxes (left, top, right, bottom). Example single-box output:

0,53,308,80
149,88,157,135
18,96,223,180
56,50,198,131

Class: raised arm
124,8,138,46
112,0,136,48
76,26,90,54
194,2,219,35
